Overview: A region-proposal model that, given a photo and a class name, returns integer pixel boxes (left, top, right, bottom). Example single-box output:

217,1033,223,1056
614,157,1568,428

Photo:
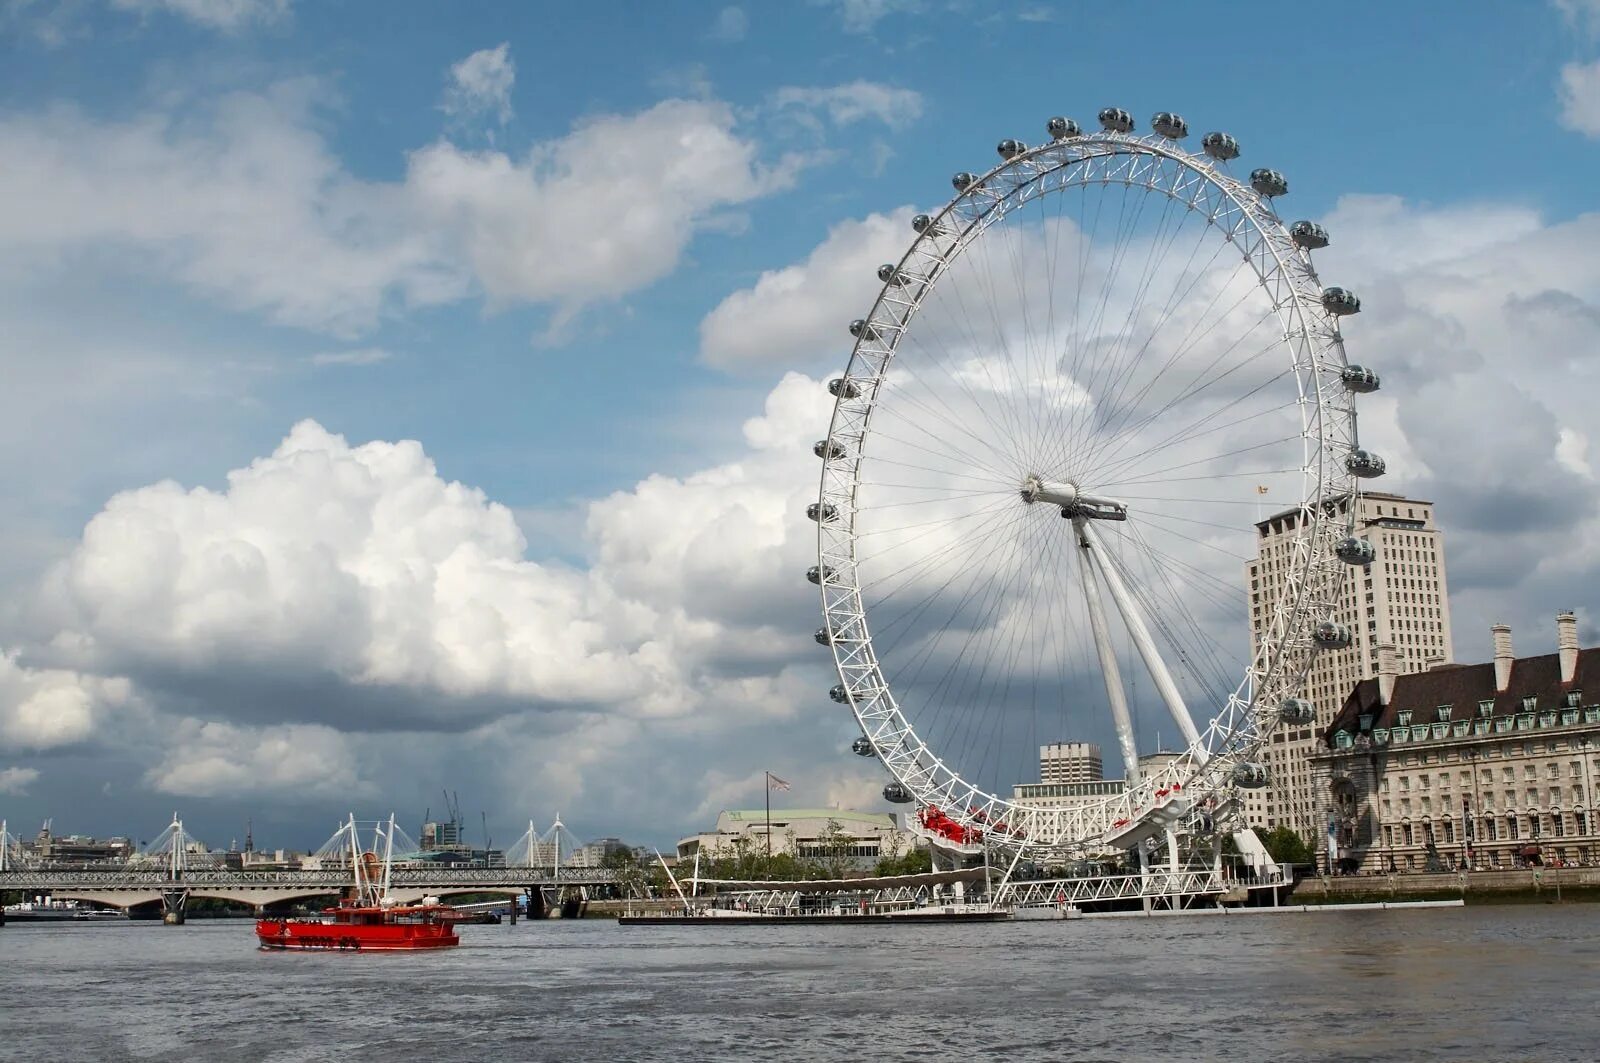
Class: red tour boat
257,814,462,952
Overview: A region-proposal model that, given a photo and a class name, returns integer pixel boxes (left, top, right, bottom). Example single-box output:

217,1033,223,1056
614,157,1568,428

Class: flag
1255,485,1270,495
767,772,790,792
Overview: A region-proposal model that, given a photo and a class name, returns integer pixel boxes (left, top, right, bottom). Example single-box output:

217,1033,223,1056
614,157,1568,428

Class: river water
2,905,1597,1062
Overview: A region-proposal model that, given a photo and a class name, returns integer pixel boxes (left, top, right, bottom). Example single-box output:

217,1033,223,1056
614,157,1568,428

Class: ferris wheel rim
813,123,1364,854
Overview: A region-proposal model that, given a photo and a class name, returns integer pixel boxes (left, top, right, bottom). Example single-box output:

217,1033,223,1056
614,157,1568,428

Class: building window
1521,695,1538,712
1436,705,1452,722
1478,700,1494,717
1398,710,1413,727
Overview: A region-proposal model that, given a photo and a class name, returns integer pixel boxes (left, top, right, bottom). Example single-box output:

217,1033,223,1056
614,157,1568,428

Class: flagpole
765,771,772,861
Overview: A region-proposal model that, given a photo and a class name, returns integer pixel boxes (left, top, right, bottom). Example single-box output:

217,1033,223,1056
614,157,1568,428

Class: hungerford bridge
0,815,620,920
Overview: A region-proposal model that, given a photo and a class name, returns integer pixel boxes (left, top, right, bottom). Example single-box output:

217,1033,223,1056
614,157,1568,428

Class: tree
873,845,932,877
1258,824,1314,866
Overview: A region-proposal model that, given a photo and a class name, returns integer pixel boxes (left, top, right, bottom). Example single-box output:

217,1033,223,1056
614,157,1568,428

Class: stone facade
1310,615,1600,873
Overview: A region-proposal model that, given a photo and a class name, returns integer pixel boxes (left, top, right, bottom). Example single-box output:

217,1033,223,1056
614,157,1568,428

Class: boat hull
255,918,459,951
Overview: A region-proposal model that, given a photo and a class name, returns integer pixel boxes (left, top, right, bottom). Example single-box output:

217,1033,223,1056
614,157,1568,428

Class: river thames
2,905,1597,1062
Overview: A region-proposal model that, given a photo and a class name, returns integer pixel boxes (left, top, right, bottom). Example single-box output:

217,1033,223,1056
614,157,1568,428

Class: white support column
1075,520,1141,787
381,813,395,901
1077,520,1206,760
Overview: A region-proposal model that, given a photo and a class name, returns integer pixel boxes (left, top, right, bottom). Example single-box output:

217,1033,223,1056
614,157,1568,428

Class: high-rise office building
1245,492,1455,838
1039,742,1104,785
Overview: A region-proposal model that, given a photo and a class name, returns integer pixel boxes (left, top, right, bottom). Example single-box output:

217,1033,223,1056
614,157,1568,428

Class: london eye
808,108,1385,862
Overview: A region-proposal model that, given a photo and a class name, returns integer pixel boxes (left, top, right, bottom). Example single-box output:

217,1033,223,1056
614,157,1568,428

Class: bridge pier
161,888,188,925
527,886,547,919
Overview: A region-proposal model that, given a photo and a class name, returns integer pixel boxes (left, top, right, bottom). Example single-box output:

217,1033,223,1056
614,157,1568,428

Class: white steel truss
814,121,1365,860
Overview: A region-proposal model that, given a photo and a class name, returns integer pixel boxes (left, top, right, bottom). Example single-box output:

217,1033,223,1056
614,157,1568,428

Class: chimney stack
1558,611,1579,685
1377,642,1398,706
1492,623,1514,694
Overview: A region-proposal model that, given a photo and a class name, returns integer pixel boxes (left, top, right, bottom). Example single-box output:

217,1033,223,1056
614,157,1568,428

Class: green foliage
1258,824,1314,866
873,846,932,876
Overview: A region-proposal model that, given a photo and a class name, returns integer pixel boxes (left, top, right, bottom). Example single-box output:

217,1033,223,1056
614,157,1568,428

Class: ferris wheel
808,108,1386,859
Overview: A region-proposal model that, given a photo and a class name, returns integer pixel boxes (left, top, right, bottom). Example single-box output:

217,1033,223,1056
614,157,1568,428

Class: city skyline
4,1,1600,849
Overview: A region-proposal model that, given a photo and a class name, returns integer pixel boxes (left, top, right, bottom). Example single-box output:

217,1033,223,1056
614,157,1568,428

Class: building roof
1254,490,1435,532
1324,647,1599,744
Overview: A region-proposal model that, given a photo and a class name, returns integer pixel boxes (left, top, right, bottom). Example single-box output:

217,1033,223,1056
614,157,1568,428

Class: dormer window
1521,695,1538,712
1564,690,1582,708
1397,710,1413,727
1478,700,1494,718
1435,705,1452,722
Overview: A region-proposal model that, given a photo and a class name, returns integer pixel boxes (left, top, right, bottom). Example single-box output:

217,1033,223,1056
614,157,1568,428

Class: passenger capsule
1335,536,1377,565
911,213,946,236
1231,762,1270,789
996,138,1025,160
883,782,913,803
807,502,839,523
1278,698,1315,725
1313,620,1353,650
1341,365,1380,394
849,319,880,341
830,684,850,704
1046,116,1082,139
1151,112,1188,139
828,377,861,399
1201,131,1240,160
1290,220,1329,250
805,564,835,585
852,736,877,757
1322,287,1361,316
814,627,833,646
877,263,907,287
1098,107,1134,133
1250,168,1288,197
813,438,847,460
952,171,978,192
1345,449,1387,479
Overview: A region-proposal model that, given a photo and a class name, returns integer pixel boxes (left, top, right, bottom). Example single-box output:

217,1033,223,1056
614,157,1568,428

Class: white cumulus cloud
143,719,366,800
0,651,129,750
700,207,915,368
408,98,802,317
810,0,922,34
1559,59,1600,137
0,766,40,795
41,377,830,729
0,85,798,338
773,81,924,130
441,43,516,125
709,6,748,41
0,81,465,336
110,0,290,31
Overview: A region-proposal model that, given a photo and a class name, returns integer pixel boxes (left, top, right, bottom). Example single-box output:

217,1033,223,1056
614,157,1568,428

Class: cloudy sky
2,0,1599,852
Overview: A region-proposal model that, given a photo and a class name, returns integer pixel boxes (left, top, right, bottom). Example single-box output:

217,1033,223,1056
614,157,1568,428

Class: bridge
0,866,621,913
0,814,625,920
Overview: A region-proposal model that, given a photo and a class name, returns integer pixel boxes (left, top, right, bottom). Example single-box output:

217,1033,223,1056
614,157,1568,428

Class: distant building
676,809,914,869
1311,613,1600,872
1039,742,1103,784
1012,752,1188,811
1247,491,1455,839
23,825,134,865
